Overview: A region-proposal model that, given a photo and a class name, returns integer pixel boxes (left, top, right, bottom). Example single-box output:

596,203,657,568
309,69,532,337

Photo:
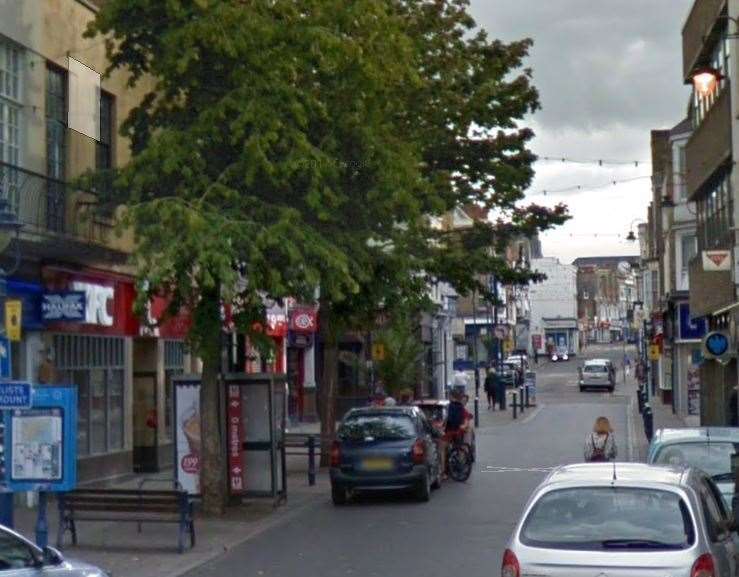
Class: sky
469,0,695,264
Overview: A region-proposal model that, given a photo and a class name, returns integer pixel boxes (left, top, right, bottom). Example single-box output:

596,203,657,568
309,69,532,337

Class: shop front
673,303,706,424
287,306,318,423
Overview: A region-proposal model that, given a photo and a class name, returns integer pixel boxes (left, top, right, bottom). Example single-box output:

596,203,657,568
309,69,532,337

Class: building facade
529,257,579,355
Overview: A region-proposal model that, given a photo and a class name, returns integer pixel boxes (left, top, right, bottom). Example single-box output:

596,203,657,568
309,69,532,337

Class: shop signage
372,343,386,361
532,335,542,351
0,336,10,379
703,250,731,272
678,303,707,341
0,382,31,409
227,386,244,494
289,308,317,334
4,300,21,342
648,344,661,361
71,282,114,326
41,292,86,322
702,331,732,363
5,385,77,492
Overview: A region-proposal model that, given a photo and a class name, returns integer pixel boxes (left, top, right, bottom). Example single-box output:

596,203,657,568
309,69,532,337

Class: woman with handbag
584,417,617,462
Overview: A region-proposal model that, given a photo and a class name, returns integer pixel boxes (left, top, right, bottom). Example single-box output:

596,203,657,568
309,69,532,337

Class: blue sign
0,382,30,409
0,337,10,380
704,332,730,357
41,292,86,322
0,280,44,331
5,386,77,492
679,303,707,341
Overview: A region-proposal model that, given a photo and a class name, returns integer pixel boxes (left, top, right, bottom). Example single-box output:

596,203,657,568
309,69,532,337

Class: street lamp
626,218,646,242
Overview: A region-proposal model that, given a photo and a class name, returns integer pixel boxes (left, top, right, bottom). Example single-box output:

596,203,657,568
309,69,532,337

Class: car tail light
501,549,520,577
692,554,716,577
412,439,425,464
330,441,341,467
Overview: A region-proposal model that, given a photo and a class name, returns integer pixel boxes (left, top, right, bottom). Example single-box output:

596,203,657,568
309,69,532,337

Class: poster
10,408,63,481
175,384,201,495
687,350,702,416
227,386,245,494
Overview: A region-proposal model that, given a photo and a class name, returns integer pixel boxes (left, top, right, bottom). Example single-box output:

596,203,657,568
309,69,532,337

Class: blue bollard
0,491,13,528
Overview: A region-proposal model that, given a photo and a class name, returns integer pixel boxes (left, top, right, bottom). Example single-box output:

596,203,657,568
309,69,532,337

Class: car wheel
431,465,442,490
416,470,432,502
579,386,585,392
331,483,348,506
608,386,615,393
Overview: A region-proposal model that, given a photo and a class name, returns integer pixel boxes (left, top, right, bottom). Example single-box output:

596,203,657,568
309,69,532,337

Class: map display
10,408,63,481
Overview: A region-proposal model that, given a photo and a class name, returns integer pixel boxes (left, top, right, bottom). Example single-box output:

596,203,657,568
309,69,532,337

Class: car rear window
520,487,694,551
339,414,416,441
655,442,736,477
584,365,608,373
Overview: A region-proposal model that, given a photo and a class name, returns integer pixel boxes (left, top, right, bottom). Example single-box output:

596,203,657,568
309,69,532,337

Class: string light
536,156,651,168
531,175,651,197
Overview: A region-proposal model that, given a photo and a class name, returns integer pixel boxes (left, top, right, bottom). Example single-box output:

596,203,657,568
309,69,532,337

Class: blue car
330,406,442,505
647,427,739,506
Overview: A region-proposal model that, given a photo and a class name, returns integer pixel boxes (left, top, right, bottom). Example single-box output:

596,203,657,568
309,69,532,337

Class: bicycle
446,432,473,482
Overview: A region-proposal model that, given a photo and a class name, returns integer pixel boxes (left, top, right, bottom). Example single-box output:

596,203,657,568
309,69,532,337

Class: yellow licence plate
362,458,393,471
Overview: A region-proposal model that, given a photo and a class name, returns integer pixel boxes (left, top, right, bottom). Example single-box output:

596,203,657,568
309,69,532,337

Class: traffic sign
0,382,31,410
648,345,661,361
703,331,732,362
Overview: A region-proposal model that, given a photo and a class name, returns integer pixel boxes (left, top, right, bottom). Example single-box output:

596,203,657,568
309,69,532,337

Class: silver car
503,463,737,577
579,360,614,392
0,524,107,576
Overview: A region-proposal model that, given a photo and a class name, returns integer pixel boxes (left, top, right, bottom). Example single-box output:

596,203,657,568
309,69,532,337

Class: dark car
330,407,442,505
499,362,518,387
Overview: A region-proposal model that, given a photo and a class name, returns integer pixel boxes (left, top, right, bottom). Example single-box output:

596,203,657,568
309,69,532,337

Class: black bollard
512,392,517,419
307,435,316,486
643,405,654,441
637,386,645,414
519,387,525,414
524,385,530,408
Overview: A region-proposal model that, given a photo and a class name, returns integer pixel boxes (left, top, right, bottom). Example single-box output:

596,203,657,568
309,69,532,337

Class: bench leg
56,516,65,549
71,519,77,546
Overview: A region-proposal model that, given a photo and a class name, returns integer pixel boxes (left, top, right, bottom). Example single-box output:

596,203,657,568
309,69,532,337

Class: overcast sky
469,0,695,264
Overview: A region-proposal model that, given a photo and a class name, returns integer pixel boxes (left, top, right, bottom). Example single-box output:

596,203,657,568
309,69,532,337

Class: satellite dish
617,261,632,275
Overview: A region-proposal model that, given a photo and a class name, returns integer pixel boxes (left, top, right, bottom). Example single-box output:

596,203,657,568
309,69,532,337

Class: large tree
87,0,568,512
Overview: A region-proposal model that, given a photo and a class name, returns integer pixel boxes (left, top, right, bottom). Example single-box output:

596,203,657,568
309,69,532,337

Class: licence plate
361,458,393,471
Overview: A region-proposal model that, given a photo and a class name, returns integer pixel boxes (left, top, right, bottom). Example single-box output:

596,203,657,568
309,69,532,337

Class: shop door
134,372,159,472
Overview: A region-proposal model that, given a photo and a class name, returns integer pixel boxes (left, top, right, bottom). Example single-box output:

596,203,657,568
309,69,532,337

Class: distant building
530,258,579,355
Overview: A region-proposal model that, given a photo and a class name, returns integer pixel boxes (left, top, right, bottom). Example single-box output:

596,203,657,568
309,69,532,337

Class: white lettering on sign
72,282,114,326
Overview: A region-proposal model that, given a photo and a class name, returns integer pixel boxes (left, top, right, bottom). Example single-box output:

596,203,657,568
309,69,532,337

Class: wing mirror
42,546,64,566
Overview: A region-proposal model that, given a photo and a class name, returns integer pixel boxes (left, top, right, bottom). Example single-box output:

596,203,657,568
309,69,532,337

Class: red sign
141,295,192,339
227,385,245,494
181,453,199,474
289,307,317,334
532,335,542,350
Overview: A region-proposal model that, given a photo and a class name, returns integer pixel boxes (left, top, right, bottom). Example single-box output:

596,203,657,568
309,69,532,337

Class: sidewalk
12,471,328,577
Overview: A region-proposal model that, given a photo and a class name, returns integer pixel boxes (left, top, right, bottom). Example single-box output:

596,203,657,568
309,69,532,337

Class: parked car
550,346,569,362
0,523,108,576
578,359,614,392
591,357,616,382
330,406,442,504
648,427,739,507
503,462,738,577
504,355,528,371
413,398,476,463
500,362,518,387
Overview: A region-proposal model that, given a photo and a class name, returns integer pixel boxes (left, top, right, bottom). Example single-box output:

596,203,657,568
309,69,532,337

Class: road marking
481,466,555,473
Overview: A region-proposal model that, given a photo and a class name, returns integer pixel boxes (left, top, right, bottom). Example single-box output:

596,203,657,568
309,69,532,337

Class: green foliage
374,311,426,395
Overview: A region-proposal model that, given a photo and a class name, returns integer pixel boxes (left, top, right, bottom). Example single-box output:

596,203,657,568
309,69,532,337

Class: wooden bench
57,488,195,553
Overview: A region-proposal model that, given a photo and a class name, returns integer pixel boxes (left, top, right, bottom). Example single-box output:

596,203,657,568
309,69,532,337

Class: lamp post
626,219,646,243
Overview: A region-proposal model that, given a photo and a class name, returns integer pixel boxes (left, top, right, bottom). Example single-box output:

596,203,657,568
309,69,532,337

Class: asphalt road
186,343,638,577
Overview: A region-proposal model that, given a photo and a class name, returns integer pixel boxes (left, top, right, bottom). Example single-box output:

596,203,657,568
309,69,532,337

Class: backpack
589,434,609,462
446,401,465,431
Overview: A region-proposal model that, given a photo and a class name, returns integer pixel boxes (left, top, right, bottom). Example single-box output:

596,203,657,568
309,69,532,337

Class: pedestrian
584,417,617,462
398,389,413,406
515,366,524,388
533,349,539,365
484,367,497,410
624,354,631,377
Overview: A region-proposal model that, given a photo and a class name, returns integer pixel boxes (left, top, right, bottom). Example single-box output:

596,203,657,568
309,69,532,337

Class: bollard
637,386,645,414
643,405,654,442
519,387,525,414
524,385,530,408
512,392,517,419
307,435,316,487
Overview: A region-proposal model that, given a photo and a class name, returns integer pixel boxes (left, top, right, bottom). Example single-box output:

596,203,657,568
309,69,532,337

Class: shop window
697,172,732,250
53,334,125,456
164,340,185,441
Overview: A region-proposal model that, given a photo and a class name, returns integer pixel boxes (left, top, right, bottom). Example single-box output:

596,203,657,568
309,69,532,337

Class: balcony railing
0,160,116,245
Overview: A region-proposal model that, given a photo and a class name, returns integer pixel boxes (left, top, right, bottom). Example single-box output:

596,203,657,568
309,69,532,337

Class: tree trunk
319,303,338,466
199,289,226,516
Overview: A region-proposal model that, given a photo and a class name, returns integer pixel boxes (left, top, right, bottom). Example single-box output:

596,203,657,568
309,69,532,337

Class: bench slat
68,489,182,497
63,496,182,505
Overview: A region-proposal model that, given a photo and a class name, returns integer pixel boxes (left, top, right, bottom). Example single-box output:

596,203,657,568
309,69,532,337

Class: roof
545,463,688,486
670,117,692,137
652,427,739,445
571,256,640,268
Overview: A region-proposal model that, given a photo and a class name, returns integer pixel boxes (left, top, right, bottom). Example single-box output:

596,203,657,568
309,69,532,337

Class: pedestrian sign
648,344,661,361
4,300,21,342
372,343,385,361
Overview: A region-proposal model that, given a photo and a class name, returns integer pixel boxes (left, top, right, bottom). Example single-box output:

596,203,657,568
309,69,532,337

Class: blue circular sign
705,332,730,357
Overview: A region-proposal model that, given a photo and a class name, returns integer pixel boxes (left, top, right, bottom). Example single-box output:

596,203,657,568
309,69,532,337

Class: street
186,344,637,577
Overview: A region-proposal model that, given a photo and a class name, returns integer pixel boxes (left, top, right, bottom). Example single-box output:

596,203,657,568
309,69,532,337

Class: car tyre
579,386,585,392
331,484,348,506
608,386,615,393
415,470,432,502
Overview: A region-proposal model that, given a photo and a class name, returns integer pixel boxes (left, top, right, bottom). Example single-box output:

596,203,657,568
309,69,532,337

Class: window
53,335,125,456
46,65,67,233
164,340,186,441
520,487,694,551
681,234,697,270
677,144,688,200
694,30,731,127
0,40,22,213
96,91,113,171
700,479,729,542
697,172,732,250
0,530,37,570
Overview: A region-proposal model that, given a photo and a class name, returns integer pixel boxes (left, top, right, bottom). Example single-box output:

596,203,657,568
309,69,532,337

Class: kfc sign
72,282,115,326
289,308,317,334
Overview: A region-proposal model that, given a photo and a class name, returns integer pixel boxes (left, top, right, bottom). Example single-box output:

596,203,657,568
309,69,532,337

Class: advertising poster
10,408,63,481
175,384,201,495
227,386,245,494
687,350,702,416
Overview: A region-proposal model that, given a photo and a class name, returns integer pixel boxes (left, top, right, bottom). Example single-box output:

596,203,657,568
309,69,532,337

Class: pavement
8,343,698,577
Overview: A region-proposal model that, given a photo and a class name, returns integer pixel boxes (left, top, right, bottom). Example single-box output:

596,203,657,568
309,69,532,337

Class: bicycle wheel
448,445,472,482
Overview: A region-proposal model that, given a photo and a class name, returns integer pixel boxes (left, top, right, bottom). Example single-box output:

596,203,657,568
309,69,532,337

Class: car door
0,528,43,577
699,476,736,577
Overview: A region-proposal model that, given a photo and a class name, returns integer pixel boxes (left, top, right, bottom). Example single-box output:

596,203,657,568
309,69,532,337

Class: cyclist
441,391,466,478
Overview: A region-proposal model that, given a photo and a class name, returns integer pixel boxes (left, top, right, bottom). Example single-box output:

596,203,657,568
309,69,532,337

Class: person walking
484,367,497,410
533,349,539,365
584,417,617,462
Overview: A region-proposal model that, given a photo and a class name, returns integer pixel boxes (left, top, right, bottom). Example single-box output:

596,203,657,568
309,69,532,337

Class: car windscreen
520,487,694,551
339,414,416,441
655,442,736,477
583,365,608,373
